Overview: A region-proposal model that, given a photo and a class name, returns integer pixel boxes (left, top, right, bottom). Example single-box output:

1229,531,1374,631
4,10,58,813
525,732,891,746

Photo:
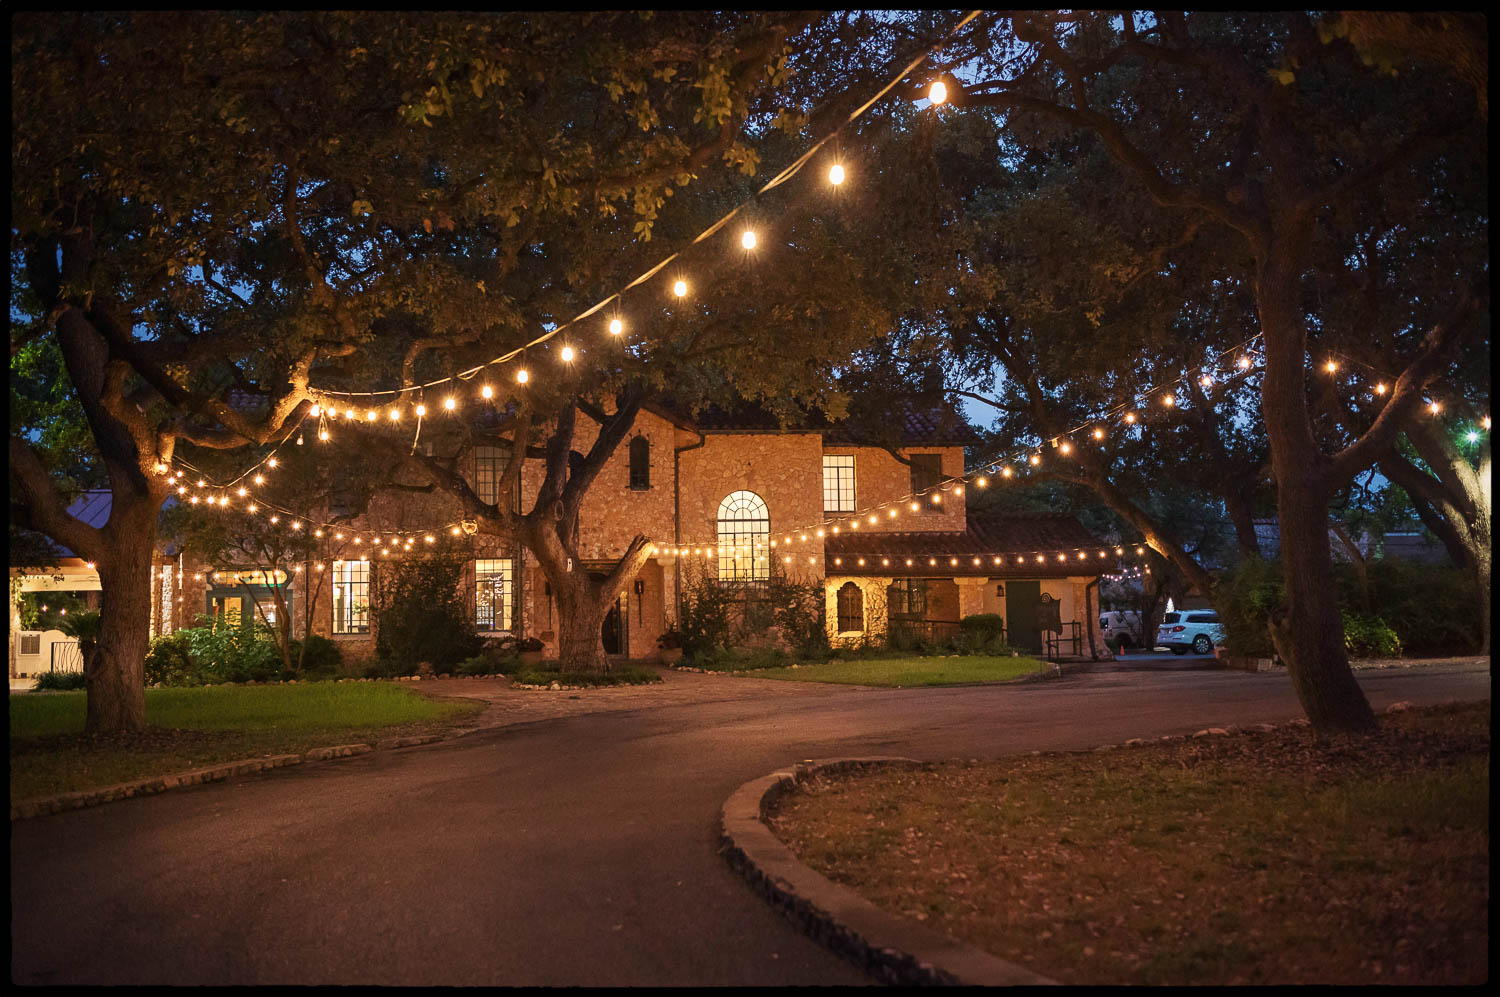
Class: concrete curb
719,757,1057,986
10,731,455,821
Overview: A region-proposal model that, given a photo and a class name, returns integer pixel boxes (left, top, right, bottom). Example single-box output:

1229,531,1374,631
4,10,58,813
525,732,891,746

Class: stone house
11,401,1113,673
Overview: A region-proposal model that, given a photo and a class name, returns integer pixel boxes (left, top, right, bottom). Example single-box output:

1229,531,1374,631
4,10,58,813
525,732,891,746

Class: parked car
1155,611,1225,655
1098,610,1144,648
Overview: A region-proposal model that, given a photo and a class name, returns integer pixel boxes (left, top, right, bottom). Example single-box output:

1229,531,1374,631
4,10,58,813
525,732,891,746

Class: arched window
717,490,769,582
837,582,864,633
629,435,650,489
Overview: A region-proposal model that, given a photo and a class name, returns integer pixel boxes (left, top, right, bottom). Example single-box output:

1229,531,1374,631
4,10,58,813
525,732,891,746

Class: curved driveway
10,663,1489,985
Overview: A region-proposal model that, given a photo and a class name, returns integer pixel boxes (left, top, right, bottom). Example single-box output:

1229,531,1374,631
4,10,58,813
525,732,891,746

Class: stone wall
829,445,967,533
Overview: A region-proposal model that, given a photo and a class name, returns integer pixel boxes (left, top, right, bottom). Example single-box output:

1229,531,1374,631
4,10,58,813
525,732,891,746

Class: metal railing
888,618,963,645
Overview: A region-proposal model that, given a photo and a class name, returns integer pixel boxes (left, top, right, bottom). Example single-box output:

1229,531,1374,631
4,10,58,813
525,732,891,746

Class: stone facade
163,404,1104,662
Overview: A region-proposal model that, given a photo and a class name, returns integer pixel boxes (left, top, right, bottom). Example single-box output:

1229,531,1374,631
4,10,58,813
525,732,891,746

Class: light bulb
237,488,247,498
516,369,529,384
1239,355,1252,369
1466,431,1478,443
367,410,377,421
1125,411,1137,424
560,346,575,363
344,408,354,420
319,430,329,441
415,404,426,417
482,384,494,398
1030,454,1041,465
1060,442,1072,454
829,163,845,185
1001,466,1013,478
928,80,947,105
310,405,320,416
1201,375,1213,387
609,317,623,336
1375,383,1387,395
1093,427,1105,439
254,475,265,485
389,408,400,420
445,397,456,410
673,279,687,298
1325,360,1338,373
1163,394,1175,407
1429,401,1441,415
741,229,757,250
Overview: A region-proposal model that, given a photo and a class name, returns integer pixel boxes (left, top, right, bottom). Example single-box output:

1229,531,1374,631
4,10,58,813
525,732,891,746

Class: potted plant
656,627,684,665
517,636,546,666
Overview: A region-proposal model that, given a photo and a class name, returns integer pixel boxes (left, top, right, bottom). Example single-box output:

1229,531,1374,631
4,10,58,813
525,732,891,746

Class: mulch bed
767,702,1489,986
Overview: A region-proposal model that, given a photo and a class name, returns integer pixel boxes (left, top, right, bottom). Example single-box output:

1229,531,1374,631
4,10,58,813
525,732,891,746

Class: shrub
1342,611,1402,659
145,631,199,687
372,551,480,671
1213,557,1282,657
677,574,734,661
517,636,545,653
36,670,87,691
291,634,343,676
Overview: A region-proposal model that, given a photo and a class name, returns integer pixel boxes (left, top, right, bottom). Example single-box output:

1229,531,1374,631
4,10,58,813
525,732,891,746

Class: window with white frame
475,558,513,631
823,455,855,513
332,560,371,634
717,491,770,582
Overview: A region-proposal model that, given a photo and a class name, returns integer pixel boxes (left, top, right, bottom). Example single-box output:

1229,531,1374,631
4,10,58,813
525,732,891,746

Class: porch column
955,576,990,620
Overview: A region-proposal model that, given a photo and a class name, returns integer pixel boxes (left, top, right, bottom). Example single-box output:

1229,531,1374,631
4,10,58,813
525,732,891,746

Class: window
629,436,650,490
836,582,864,632
475,558,513,631
822,455,855,513
332,560,371,634
474,445,505,505
887,578,928,617
909,454,943,513
717,490,770,582
1186,613,1219,624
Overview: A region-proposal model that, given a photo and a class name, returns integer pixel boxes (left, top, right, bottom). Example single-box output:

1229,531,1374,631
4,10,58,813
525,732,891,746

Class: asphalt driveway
10,661,1489,985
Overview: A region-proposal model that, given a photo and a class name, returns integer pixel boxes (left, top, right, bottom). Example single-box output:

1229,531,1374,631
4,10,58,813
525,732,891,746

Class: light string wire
312,11,983,402
167,329,1267,564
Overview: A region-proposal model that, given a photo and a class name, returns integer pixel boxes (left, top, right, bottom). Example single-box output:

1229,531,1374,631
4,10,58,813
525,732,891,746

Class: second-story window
909,454,943,513
475,445,504,505
717,490,769,582
823,455,855,513
629,436,650,490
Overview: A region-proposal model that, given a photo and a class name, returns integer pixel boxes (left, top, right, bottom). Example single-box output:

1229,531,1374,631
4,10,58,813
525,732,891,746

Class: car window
1161,613,1179,624
1187,613,1219,624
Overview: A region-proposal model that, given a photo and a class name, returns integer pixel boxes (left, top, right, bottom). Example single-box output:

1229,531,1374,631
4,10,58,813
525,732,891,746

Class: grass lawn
10,683,485,801
767,701,1489,986
750,654,1050,687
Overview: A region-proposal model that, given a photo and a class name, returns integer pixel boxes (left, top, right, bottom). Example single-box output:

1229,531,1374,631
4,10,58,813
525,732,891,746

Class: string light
928,80,948,104
609,317,624,336
445,397,457,410
415,404,427,417
740,230,757,250
482,385,494,399
516,369,529,384
829,163,845,185
673,279,688,298
560,346,575,363
1375,383,1387,395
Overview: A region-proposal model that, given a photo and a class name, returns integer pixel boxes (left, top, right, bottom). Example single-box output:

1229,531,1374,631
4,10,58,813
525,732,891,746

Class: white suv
1156,611,1224,655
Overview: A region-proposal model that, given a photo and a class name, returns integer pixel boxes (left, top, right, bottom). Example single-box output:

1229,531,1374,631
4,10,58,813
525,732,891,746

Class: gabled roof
825,512,1110,577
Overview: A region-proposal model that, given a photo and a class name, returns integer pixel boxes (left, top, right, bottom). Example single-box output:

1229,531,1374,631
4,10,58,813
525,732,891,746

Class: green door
1006,580,1042,652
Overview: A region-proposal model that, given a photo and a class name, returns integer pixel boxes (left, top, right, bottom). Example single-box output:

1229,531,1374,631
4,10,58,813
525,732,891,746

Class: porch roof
824,513,1112,577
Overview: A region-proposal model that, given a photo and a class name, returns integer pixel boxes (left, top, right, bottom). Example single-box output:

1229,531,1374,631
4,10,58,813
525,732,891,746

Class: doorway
601,595,624,656
1006,580,1042,652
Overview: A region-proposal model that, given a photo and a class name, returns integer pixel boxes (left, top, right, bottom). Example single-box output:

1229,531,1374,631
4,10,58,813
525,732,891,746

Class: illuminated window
475,558,513,631
837,582,864,632
332,560,371,634
717,491,770,582
823,455,855,512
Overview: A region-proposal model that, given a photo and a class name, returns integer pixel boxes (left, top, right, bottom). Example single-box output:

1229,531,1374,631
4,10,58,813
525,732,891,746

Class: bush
35,670,87,691
290,634,343,676
145,631,199,687
372,551,480,671
1216,556,1482,659
1342,611,1402,659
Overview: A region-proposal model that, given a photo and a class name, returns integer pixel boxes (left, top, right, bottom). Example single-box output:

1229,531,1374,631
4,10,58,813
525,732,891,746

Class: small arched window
837,582,864,633
717,490,769,581
629,436,650,489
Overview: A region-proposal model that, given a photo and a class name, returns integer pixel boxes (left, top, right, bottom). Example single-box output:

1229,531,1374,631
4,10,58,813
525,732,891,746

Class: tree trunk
1257,255,1376,733
88,529,154,734
554,575,613,672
